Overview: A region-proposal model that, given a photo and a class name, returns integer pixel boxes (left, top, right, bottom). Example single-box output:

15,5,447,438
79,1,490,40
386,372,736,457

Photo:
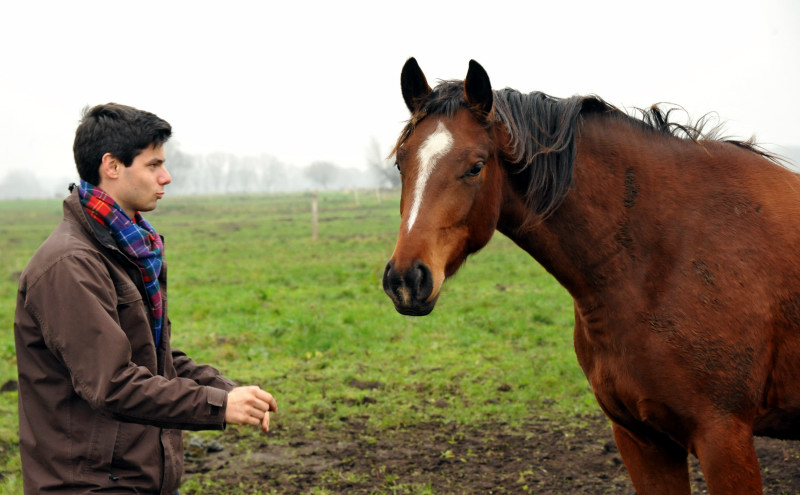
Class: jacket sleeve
171,345,238,391
23,251,228,430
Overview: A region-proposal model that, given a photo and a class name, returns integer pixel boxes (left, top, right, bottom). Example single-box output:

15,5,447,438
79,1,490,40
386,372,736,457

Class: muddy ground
182,413,800,494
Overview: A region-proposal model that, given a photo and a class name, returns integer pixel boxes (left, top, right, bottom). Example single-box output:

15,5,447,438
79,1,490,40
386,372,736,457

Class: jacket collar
64,187,118,251
64,186,166,251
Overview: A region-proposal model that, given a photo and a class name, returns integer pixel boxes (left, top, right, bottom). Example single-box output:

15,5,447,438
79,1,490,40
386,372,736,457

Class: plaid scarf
78,180,164,346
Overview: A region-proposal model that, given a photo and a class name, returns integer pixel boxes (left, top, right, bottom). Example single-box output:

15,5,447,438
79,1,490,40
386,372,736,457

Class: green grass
0,190,594,493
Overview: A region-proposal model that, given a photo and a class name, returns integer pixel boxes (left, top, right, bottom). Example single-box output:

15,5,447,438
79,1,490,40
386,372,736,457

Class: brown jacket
14,190,236,494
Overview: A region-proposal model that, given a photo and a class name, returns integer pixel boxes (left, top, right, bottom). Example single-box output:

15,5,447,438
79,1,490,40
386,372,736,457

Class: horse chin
393,296,439,317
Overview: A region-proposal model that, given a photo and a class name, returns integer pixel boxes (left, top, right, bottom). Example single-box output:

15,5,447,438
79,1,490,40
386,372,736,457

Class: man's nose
161,166,172,185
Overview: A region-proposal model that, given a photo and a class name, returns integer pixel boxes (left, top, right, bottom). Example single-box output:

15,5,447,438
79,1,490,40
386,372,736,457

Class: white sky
1,0,798,184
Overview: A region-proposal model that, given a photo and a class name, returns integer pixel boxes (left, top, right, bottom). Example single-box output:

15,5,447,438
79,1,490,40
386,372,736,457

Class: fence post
311,191,319,241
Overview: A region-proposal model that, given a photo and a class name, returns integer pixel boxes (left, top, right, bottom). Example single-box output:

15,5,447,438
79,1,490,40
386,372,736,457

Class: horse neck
497,114,701,300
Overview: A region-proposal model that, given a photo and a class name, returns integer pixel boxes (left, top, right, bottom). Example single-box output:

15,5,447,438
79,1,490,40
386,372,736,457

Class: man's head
73,103,172,186
74,103,173,218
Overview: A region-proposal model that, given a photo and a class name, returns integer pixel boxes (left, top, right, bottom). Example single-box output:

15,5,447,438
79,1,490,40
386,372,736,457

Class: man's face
114,144,171,218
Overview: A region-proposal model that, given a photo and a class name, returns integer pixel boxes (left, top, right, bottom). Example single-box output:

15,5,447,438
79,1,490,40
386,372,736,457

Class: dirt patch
182,414,800,494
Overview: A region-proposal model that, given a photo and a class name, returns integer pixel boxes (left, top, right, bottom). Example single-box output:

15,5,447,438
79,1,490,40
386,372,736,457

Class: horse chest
572,303,678,415
573,310,634,391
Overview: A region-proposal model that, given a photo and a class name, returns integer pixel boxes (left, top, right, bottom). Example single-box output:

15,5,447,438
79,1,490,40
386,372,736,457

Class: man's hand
225,386,278,433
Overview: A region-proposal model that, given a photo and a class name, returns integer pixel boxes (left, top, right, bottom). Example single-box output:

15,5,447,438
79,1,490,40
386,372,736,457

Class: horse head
382,58,509,316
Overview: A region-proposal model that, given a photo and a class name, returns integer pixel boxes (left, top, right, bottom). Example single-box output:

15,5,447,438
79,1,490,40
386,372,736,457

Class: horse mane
492,88,599,220
393,80,782,222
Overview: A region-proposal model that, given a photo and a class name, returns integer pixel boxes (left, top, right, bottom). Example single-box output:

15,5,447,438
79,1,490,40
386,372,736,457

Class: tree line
0,138,400,200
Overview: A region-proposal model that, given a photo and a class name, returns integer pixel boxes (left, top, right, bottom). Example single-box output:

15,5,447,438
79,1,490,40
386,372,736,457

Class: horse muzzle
382,260,438,316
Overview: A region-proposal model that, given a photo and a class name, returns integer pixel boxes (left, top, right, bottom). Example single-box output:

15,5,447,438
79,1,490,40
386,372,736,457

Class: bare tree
304,161,340,189
164,142,196,194
0,170,47,199
367,137,400,188
201,152,230,194
253,153,287,192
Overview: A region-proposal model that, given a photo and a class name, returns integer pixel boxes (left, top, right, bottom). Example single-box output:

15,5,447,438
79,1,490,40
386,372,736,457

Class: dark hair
73,103,172,186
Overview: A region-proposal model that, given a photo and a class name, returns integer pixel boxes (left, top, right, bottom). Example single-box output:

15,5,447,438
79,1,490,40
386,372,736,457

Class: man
14,103,277,494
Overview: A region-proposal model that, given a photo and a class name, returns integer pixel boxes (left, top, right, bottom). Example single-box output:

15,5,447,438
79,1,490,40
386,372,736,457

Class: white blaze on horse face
407,121,453,232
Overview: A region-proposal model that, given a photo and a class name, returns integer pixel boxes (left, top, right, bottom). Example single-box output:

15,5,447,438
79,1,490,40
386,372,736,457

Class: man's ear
99,153,120,182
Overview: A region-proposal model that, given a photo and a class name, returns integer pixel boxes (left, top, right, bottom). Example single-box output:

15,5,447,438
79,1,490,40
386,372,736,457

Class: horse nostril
383,261,402,297
383,260,434,305
411,261,433,299
411,261,423,290
382,259,437,315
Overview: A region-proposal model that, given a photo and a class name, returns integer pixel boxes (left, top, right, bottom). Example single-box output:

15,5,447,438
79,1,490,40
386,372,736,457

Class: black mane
394,80,777,222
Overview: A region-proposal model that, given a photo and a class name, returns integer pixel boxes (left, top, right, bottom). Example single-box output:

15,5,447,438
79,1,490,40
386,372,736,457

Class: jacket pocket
78,413,119,482
115,281,158,371
115,280,146,330
110,421,165,489
160,428,184,492
115,280,143,307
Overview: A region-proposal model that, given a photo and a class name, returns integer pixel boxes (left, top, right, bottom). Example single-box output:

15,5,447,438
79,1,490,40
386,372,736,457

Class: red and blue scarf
78,180,164,346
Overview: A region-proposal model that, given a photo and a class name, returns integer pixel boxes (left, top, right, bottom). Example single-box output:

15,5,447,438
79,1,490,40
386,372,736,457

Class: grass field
0,190,595,493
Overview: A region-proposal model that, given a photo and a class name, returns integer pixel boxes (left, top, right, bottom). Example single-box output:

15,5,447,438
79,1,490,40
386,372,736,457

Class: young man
14,103,277,494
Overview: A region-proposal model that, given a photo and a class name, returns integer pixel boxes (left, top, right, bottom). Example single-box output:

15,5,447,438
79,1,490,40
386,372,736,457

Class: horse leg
693,421,762,494
612,422,691,495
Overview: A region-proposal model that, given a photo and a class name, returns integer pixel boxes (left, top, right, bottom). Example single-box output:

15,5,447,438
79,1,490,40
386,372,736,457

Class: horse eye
464,161,485,178
395,162,402,175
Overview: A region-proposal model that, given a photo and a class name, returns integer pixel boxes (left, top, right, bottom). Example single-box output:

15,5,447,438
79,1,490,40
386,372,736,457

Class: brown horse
382,57,800,494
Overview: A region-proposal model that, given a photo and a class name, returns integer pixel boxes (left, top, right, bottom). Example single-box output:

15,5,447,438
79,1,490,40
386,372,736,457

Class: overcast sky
1,0,798,186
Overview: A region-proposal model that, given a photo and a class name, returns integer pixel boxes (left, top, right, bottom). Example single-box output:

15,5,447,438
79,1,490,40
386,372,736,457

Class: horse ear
464,59,493,116
401,57,431,113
